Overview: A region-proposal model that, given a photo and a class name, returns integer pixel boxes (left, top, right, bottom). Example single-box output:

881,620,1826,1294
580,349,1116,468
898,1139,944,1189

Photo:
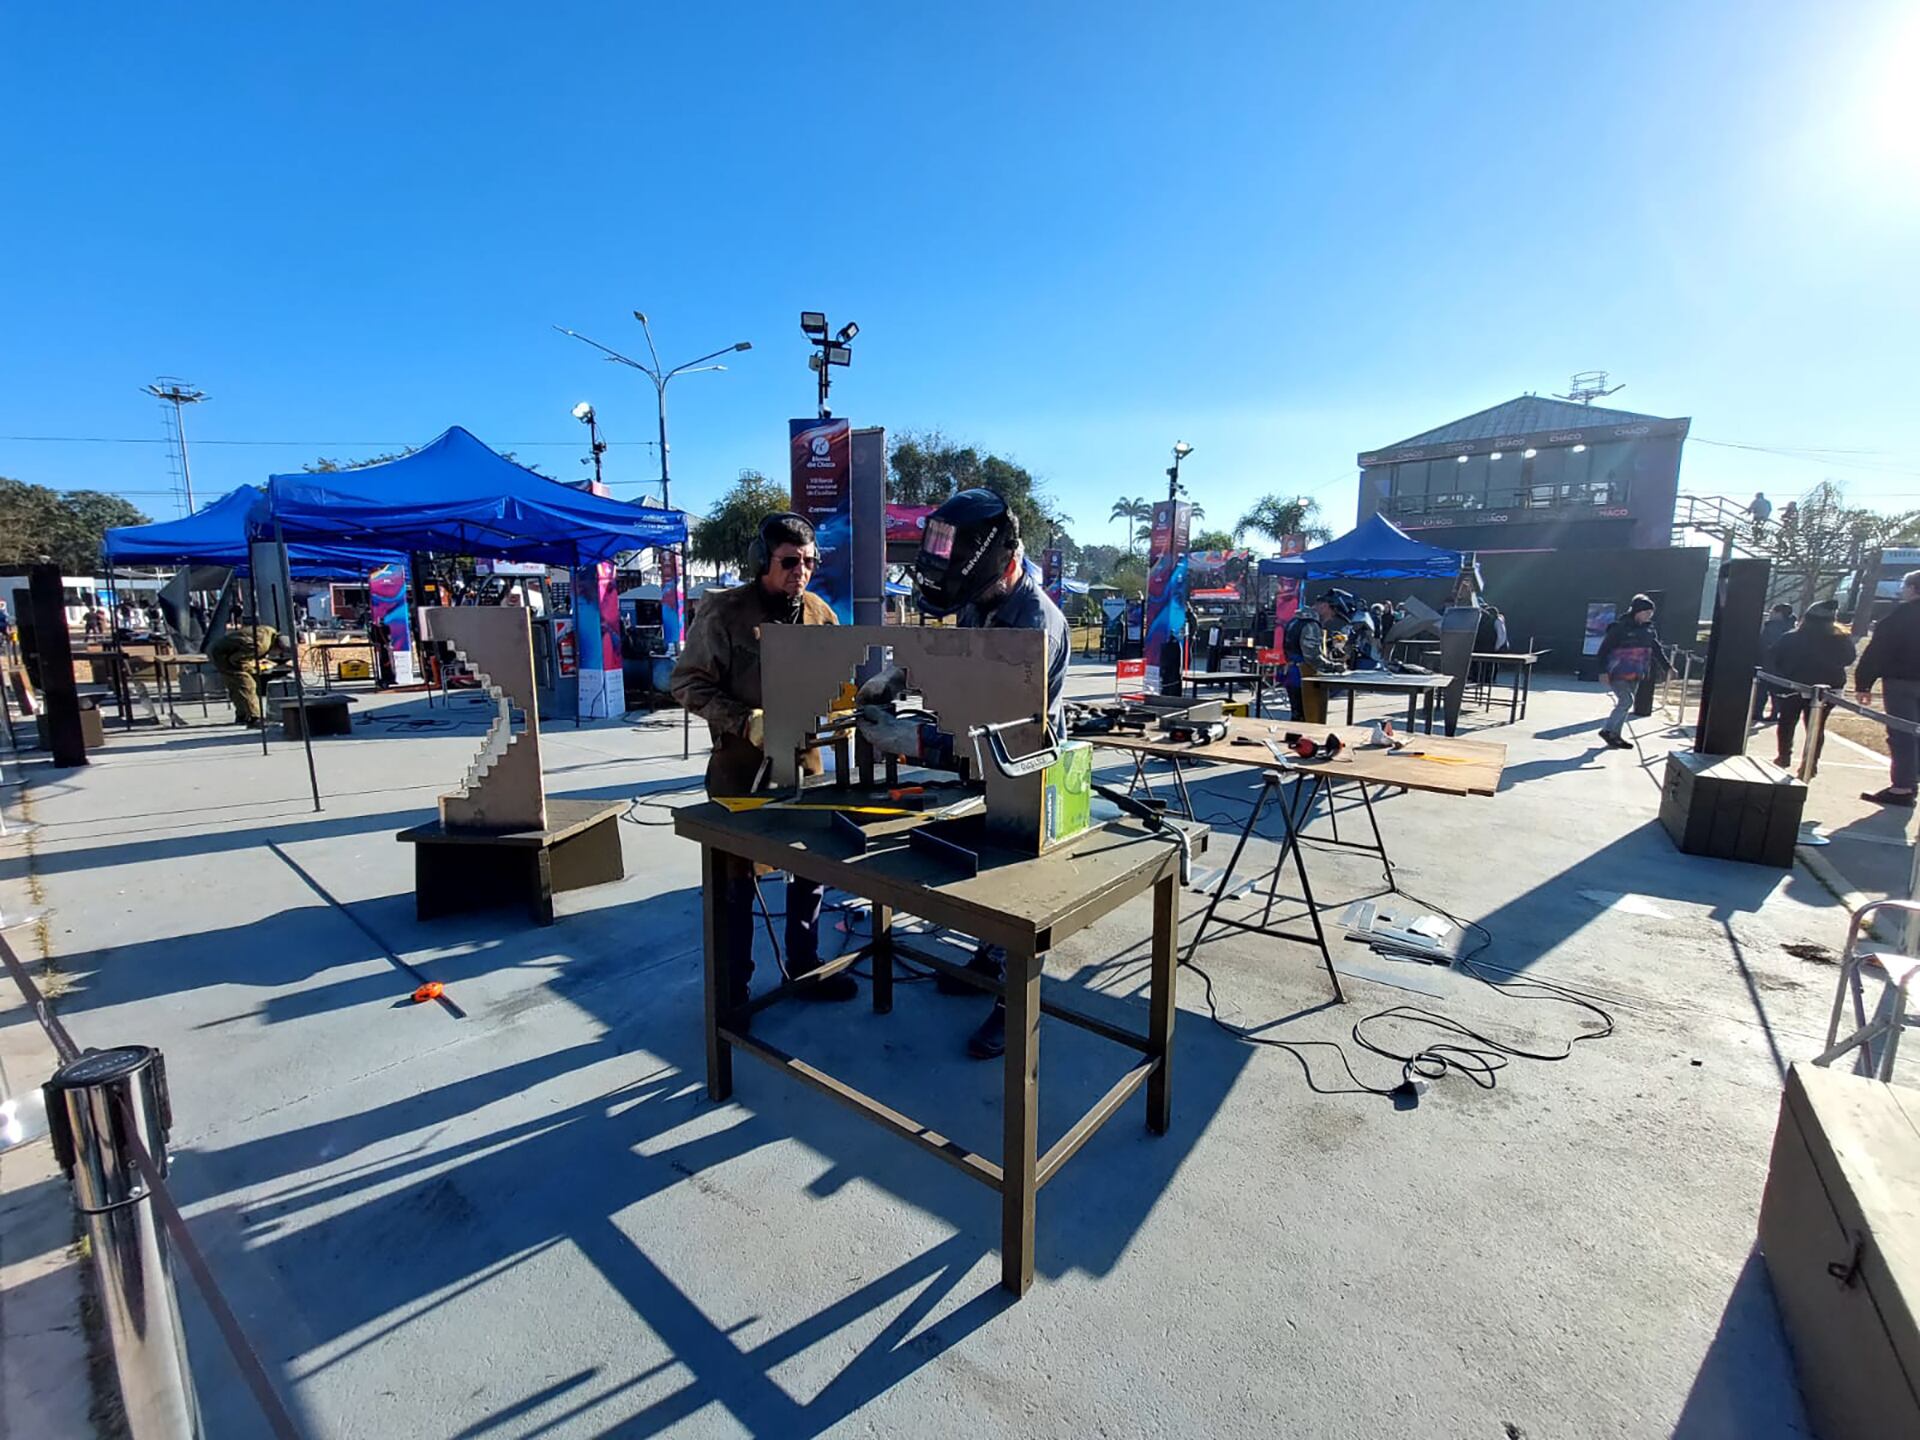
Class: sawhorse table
1098,716,1504,990
673,803,1206,1298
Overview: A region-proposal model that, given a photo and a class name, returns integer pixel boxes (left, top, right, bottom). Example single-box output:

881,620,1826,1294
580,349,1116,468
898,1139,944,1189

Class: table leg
1405,690,1416,732
1508,661,1519,725
700,846,735,1102
1346,687,1357,725
1520,662,1532,721
1147,871,1178,1134
872,903,894,1014
1002,938,1040,1297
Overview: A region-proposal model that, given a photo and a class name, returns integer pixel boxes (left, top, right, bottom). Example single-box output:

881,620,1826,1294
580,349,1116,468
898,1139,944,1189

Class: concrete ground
0,661,1850,1438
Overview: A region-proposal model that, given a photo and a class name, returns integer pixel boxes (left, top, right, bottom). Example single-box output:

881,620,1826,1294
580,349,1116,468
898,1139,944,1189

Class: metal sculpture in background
419,605,546,832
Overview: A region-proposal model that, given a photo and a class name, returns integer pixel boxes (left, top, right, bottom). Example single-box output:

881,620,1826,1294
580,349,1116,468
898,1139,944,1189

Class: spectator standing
1769,601,1854,773
1854,569,1920,806
1752,603,1795,723
1594,593,1670,749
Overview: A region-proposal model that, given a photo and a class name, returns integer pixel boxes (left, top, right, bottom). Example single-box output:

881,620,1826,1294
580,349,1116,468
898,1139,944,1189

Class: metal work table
301,637,374,691
672,802,1207,1298
1096,716,1503,989
1465,650,1549,724
1301,670,1452,732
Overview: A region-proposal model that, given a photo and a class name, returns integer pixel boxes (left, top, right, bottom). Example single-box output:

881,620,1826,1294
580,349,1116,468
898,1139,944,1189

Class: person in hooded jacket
1769,599,1855,772
1593,593,1670,748
1751,603,1795,723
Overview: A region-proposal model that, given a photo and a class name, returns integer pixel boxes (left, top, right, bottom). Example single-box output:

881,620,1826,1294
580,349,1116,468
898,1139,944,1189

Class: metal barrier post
1800,685,1829,784
44,1045,202,1440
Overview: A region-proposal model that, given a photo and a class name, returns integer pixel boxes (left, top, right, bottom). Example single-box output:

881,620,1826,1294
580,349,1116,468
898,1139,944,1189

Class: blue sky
4,2,1918,544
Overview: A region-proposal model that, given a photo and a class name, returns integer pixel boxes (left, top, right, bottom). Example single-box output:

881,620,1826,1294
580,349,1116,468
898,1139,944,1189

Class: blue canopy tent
1256,513,1462,580
259,425,687,564
104,486,399,577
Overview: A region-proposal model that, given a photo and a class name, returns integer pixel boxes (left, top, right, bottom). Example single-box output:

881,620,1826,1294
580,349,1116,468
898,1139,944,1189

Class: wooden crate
1758,1064,1920,1439
1659,750,1805,867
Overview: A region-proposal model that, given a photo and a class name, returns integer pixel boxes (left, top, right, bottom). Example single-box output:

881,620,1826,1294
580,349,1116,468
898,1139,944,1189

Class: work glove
855,664,909,708
747,708,764,748
856,704,924,759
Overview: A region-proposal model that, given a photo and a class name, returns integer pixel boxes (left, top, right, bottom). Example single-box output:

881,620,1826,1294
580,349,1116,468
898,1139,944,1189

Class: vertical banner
1142,500,1191,693
790,417,853,624
1042,547,1065,608
1271,533,1305,645
570,561,624,718
659,547,685,651
851,426,888,627
368,560,417,686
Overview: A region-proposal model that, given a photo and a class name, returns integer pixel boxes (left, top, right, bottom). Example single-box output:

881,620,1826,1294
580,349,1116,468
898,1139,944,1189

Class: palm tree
1235,494,1331,548
1109,496,1149,555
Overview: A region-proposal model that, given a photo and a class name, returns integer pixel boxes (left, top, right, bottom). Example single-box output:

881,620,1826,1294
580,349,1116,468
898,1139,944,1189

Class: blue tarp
1256,513,1462,580
104,486,400,577
261,426,688,566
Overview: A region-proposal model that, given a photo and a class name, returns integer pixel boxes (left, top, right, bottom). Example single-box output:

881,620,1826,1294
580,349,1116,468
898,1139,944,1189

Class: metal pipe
1800,684,1829,783
44,1046,202,1439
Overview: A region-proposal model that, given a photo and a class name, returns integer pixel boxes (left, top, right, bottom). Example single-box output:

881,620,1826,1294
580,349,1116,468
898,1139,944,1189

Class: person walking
670,512,858,1015
1854,568,1920,806
1748,491,1773,538
1594,593,1669,749
1769,600,1854,773
1752,603,1795,723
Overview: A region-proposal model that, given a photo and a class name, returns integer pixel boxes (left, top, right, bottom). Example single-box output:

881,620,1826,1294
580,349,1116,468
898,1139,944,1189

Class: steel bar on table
1036,1055,1159,1188
719,1025,1006,1188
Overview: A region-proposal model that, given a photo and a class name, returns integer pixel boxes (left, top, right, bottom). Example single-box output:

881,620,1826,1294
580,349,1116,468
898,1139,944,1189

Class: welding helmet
913,488,1020,616
1312,587,1358,620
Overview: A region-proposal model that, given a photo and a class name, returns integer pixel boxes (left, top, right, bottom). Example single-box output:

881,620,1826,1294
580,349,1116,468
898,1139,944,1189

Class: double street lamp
554,315,752,664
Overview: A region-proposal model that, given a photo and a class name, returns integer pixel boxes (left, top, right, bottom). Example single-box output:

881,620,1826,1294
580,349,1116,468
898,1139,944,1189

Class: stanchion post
1800,684,1828,784
43,1045,202,1440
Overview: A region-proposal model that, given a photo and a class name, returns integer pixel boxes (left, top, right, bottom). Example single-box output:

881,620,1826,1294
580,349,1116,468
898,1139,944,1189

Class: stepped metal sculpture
418,606,546,832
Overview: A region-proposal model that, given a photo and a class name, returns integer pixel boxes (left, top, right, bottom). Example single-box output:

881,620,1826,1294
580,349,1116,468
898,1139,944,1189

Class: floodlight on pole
800,309,858,417
1166,440,1196,501
571,402,605,488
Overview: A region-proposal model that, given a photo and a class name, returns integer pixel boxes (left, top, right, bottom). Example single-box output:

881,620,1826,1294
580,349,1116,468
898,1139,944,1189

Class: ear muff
747,512,814,577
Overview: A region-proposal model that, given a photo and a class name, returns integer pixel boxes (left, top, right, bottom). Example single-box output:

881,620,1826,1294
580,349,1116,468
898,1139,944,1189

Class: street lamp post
552,315,751,646
1166,440,1194,502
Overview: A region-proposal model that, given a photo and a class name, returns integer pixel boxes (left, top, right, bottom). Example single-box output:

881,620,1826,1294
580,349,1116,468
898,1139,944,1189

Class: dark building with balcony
1355,395,1691,552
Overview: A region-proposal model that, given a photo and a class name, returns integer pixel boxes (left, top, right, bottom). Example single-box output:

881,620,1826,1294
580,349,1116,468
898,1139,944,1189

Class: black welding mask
913,488,1020,617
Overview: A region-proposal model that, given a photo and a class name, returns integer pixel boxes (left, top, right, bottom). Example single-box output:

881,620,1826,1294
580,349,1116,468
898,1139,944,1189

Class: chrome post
44,1046,201,1439
1800,684,1828,784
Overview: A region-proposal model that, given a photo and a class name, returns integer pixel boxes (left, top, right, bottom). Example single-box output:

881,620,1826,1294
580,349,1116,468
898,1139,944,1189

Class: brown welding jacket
669,581,839,798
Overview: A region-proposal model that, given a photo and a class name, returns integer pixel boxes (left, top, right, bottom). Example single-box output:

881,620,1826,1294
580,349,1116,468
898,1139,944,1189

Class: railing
1660,648,1707,730
0,710,305,1438
1756,668,1920,951
1379,480,1630,519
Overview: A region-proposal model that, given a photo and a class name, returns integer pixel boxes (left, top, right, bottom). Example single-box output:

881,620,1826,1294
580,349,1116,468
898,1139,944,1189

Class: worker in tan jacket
670,512,854,1013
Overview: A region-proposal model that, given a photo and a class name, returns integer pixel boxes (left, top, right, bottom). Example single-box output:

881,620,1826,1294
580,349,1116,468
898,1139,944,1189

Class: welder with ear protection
1281,587,1355,724
859,488,1072,1058
670,511,854,1015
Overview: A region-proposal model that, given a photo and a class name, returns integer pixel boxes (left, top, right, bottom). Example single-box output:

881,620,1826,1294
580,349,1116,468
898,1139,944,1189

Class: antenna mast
1554,371,1624,406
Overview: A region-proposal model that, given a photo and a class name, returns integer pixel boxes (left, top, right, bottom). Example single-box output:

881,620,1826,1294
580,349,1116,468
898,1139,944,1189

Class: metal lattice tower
142,378,208,515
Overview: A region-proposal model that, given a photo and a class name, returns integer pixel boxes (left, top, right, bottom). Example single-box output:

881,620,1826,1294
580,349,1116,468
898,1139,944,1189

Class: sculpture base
396,798,625,926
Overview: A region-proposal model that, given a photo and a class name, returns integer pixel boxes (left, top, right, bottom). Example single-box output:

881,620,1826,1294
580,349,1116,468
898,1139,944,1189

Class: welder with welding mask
1280,587,1355,724
857,488,1071,1058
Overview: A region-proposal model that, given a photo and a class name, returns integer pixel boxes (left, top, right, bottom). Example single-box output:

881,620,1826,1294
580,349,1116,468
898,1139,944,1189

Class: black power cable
1181,883,1614,1102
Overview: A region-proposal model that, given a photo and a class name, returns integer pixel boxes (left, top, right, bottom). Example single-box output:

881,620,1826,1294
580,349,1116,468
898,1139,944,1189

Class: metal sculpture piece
418,606,546,832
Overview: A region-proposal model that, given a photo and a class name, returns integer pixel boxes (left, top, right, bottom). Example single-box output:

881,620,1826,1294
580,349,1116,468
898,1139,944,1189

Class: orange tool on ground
411,981,445,1004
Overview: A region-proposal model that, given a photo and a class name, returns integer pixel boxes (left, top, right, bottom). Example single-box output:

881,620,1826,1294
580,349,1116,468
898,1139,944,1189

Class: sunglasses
777,553,819,571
